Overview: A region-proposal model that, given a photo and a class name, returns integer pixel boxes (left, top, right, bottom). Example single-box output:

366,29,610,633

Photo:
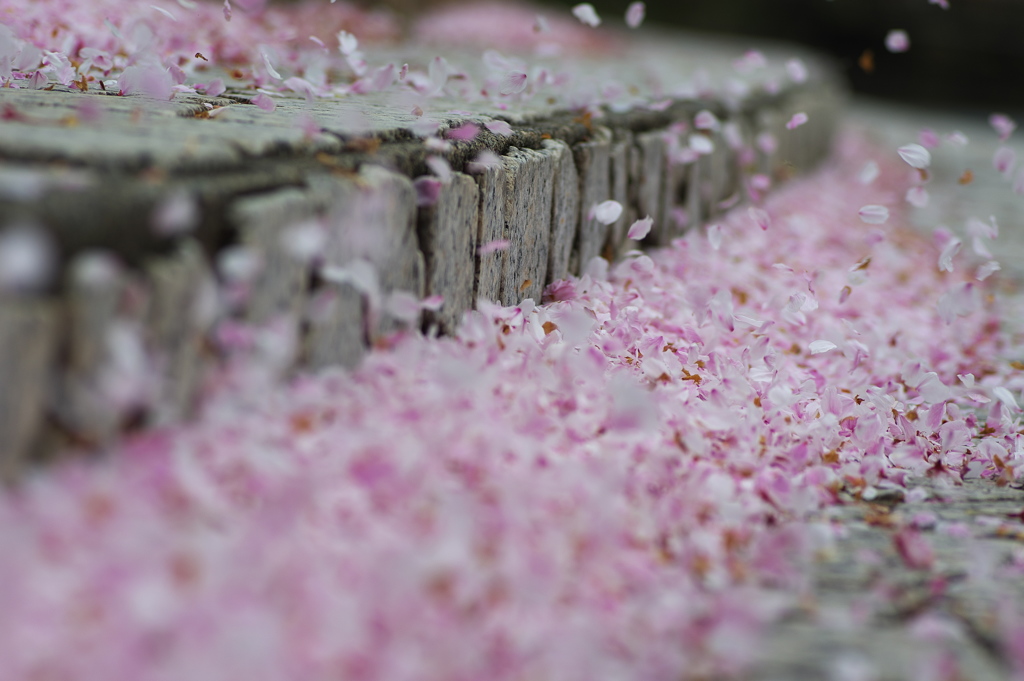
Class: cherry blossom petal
484,120,513,136
905,186,929,208
990,113,1016,141
858,205,889,224
694,110,720,131
446,122,480,141
627,216,653,240
858,160,880,185
897,143,931,169
993,146,1017,176
748,206,771,230
591,200,623,225
477,239,510,255
572,3,601,27
625,2,645,28
977,261,1000,281
808,340,837,354
707,223,723,250
251,93,276,111
499,71,527,95
885,29,910,53
786,112,808,130
786,58,808,83
938,237,962,272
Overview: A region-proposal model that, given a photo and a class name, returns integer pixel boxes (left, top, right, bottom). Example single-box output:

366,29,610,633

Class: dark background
575,0,1024,113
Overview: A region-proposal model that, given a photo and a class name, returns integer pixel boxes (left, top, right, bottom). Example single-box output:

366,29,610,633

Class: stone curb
0,36,844,469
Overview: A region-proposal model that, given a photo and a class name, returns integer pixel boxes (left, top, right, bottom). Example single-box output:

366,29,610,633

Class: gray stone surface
472,161,508,304
632,130,670,246
572,126,613,275
0,298,57,476
418,172,479,334
745,478,1024,680
545,138,580,287
0,29,842,465
145,239,213,425
500,146,554,306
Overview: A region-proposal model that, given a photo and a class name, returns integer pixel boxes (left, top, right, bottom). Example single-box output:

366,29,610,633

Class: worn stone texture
230,188,315,325
571,126,613,276
660,130,694,242
472,161,508,305
605,132,633,260
305,165,424,367
543,139,579,287
0,297,57,476
144,239,214,425
50,253,126,447
632,130,669,247
501,146,554,306
417,172,479,334
742,478,1024,680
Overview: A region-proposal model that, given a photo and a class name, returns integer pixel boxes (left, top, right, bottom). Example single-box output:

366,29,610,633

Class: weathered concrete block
417,172,479,334
544,138,579,287
632,130,668,247
660,130,693,243
605,131,633,259
571,126,613,275
307,165,423,368
230,187,314,325
145,239,214,424
53,252,126,446
0,297,57,476
472,161,508,304
501,146,554,306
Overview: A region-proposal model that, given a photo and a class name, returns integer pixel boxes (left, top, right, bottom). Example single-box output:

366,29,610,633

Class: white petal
809,340,837,354
858,205,889,225
592,200,623,225
572,3,601,27
897,143,931,169
937,237,962,272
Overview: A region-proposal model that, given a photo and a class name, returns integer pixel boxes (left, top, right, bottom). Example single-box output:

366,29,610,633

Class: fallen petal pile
2,132,1024,680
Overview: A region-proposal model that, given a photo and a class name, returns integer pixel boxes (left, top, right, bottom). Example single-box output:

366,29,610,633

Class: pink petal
993,146,1017,176
858,205,889,224
707,223,723,250
627,216,653,240
484,120,513,137
885,29,910,53
572,3,601,27
223,0,231,21
204,78,226,97
251,93,276,112
467,149,501,173
446,122,480,141
786,112,808,130
625,2,645,28
499,71,527,95
693,110,719,131
748,206,771,230
426,155,452,182
414,177,442,206
478,239,510,255
918,128,940,148
990,113,1016,141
